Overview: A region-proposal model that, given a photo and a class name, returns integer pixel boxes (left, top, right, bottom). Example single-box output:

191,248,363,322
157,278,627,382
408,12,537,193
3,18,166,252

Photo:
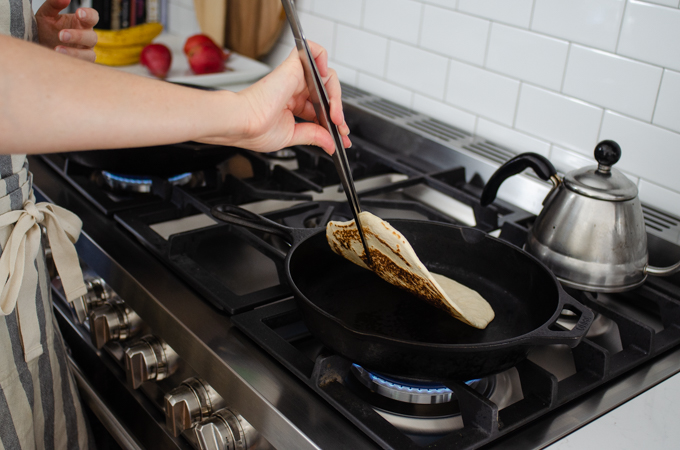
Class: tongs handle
281,0,372,266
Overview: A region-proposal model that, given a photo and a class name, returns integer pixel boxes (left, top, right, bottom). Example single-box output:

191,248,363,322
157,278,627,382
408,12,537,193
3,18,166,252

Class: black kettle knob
594,140,621,172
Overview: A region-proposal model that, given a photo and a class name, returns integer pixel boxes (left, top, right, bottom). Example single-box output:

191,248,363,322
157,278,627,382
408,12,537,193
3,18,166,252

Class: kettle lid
563,140,638,201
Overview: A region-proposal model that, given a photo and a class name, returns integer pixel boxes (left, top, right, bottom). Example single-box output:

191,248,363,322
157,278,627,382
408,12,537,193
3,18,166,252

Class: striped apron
0,162,94,450
1,2,94,448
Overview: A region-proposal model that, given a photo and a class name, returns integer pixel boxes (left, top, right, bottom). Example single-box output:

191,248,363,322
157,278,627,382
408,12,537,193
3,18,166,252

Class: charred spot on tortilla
326,211,495,329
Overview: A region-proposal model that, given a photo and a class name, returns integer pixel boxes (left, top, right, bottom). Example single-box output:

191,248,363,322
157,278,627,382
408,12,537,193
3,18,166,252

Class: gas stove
31,84,680,450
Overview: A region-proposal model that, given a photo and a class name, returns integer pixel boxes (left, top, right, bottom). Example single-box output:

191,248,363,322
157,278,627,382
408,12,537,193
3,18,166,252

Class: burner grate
232,266,680,450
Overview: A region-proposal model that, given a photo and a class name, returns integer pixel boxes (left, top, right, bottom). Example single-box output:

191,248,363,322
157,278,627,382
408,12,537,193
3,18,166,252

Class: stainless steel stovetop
30,85,680,450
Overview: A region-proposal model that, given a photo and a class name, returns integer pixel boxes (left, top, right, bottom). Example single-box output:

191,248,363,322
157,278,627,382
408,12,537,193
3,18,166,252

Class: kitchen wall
169,0,680,219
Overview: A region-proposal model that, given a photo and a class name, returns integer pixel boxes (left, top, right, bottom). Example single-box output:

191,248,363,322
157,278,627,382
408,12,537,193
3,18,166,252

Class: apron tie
0,193,87,362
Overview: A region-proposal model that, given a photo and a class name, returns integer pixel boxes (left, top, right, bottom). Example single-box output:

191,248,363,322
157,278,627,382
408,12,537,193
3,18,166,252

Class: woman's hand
36,0,99,62
215,41,351,155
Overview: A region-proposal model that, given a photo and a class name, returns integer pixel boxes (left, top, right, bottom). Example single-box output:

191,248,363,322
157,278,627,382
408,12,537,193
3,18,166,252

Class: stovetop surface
30,87,680,450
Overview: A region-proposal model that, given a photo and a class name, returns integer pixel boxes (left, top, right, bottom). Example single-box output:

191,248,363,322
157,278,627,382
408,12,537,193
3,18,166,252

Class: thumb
37,0,71,17
290,122,336,155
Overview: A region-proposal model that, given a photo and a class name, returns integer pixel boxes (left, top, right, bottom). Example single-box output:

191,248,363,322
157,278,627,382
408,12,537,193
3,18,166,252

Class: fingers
306,40,328,77
59,28,98,48
322,68,350,136
37,0,71,18
289,121,352,155
55,45,96,62
291,122,336,155
74,8,100,30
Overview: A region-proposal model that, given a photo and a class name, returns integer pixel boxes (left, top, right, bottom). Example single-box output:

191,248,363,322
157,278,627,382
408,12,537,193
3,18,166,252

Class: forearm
0,35,244,154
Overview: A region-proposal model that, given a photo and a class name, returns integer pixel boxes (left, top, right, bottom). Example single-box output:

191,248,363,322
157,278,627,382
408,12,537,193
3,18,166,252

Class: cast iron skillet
211,204,594,381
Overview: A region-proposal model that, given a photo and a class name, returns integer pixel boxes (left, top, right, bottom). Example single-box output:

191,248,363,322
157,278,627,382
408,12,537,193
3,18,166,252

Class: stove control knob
195,408,260,450
124,336,179,389
89,301,142,349
72,277,112,323
164,377,226,437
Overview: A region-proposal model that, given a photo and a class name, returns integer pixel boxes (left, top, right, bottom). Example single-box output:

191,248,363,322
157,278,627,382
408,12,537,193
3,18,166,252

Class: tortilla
326,211,495,329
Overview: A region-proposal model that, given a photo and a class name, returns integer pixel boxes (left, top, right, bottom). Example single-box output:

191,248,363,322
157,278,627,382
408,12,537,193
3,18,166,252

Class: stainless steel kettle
480,140,680,293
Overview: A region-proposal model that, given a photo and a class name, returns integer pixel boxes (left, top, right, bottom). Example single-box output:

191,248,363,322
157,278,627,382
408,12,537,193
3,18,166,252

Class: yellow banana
94,44,145,66
95,22,163,47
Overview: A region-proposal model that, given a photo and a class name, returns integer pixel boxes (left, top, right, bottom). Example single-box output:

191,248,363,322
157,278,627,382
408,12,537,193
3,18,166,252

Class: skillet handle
480,153,558,206
211,204,298,244
526,291,594,346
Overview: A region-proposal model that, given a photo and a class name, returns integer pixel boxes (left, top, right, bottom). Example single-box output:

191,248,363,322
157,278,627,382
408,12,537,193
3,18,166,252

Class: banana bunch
94,22,164,66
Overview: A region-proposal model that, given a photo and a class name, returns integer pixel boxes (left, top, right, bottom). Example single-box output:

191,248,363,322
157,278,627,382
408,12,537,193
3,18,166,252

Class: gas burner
351,364,490,405
100,171,193,194
348,364,521,444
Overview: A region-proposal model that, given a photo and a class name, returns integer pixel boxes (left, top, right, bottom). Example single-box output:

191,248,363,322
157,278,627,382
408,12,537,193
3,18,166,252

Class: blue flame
352,364,479,394
102,172,191,185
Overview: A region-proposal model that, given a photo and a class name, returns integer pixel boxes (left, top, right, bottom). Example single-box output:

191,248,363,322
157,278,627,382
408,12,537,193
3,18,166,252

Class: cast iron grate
107,137,511,314
232,271,680,450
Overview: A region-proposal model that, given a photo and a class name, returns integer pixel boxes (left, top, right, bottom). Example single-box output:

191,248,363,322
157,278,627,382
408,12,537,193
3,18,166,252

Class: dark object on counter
480,140,680,293
62,142,237,177
210,204,593,381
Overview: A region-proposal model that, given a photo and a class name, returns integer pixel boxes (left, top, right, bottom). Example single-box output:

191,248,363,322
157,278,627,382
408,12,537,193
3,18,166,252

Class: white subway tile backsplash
445,61,520,126
334,25,388,77
638,180,680,219
420,6,490,66
457,0,534,28
563,45,663,121
550,145,596,174
515,85,604,153
364,0,423,44
295,0,314,12
173,0,680,214
313,0,364,27
422,0,457,9
531,0,626,52
167,3,200,36
298,13,336,57
653,70,680,133
386,42,449,99
485,24,569,91
641,0,680,7
618,1,680,72
600,111,680,192
334,63,359,86
476,119,551,157
357,73,415,106
413,94,477,132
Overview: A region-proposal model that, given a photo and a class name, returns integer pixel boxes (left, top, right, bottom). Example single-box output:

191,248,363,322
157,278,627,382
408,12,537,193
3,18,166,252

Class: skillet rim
284,218,574,351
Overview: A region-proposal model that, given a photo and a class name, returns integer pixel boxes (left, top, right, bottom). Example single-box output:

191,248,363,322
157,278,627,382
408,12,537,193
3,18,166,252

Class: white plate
115,34,272,87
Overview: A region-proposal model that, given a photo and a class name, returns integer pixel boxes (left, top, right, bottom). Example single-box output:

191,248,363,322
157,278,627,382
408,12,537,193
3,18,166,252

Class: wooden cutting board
193,0,285,59
193,0,228,47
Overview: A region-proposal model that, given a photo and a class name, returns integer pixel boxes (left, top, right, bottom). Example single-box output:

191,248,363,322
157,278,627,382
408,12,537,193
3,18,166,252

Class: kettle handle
480,153,558,206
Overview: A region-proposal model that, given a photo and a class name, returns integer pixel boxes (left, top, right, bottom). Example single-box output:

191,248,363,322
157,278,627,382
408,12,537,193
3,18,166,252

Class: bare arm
0,34,350,155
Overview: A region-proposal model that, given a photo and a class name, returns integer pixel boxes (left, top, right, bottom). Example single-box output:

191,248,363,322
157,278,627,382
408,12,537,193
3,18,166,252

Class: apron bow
0,193,87,361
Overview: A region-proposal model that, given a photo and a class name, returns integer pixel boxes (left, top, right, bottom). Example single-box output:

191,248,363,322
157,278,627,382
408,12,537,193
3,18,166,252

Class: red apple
183,34,220,55
184,34,230,61
140,43,172,79
187,43,226,75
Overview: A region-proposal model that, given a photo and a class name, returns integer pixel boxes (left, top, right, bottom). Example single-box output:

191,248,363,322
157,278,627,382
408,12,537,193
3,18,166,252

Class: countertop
548,371,680,449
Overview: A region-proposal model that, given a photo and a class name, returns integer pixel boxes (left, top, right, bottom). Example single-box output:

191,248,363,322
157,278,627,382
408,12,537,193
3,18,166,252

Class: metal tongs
281,0,373,267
